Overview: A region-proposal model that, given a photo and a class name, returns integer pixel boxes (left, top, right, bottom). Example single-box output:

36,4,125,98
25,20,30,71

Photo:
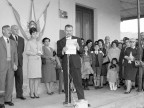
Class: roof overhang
121,0,144,21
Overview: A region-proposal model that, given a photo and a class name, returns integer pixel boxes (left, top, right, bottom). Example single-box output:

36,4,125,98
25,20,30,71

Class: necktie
7,39,9,43
15,36,18,41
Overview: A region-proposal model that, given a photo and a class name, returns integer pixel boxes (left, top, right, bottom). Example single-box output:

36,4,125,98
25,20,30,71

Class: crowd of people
80,34,144,94
0,22,144,108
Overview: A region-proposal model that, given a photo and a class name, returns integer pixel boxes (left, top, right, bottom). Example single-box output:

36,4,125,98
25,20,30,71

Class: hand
125,56,131,61
36,53,42,56
140,61,144,66
130,56,135,61
99,51,102,53
99,51,104,56
135,60,140,66
74,42,80,50
62,46,68,54
13,64,17,71
50,57,55,61
36,51,42,56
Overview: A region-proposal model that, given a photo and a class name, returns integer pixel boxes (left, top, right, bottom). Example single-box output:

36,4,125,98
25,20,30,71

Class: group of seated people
0,21,144,108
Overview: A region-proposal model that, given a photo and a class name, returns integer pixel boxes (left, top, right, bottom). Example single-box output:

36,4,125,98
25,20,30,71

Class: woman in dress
123,38,139,94
41,38,57,95
25,27,42,98
81,45,94,90
108,41,121,62
98,39,107,87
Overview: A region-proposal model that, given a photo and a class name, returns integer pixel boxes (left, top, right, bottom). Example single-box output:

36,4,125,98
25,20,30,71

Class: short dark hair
111,58,118,64
42,37,50,44
81,38,84,41
2,25,10,31
86,39,92,45
98,39,104,45
123,37,129,42
94,41,98,45
125,37,129,42
65,24,73,29
111,41,118,47
29,27,37,35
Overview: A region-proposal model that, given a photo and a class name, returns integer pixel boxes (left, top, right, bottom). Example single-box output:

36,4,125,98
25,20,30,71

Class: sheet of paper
66,39,77,54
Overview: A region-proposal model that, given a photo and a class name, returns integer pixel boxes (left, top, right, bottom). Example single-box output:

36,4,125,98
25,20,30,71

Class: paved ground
6,86,144,108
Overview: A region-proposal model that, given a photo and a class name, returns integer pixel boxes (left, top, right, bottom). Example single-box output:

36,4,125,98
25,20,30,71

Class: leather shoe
17,96,26,100
63,101,71,105
0,104,5,108
4,102,14,106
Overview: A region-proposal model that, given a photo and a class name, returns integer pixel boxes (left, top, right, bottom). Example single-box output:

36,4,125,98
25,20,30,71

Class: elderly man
0,25,18,107
10,25,25,100
104,36,111,54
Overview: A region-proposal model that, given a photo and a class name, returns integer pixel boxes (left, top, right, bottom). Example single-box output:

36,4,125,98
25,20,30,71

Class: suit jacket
9,35,24,66
57,36,83,68
91,51,103,71
0,37,18,72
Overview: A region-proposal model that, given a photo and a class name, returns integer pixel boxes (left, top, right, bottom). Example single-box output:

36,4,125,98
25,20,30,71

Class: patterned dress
81,53,94,79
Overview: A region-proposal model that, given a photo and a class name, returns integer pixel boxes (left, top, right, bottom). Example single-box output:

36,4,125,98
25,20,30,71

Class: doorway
76,5,94,41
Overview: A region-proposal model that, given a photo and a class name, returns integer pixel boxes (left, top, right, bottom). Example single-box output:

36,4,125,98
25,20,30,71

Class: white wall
0,0,120,95
0,0,120,45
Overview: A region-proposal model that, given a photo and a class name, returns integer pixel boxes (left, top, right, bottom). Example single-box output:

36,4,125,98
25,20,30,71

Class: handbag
135,60,141,67
41,57,46,65
102,56,110,65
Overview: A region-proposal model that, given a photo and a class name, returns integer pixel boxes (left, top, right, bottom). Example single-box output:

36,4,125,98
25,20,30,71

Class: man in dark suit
0,25,18,108
57,24,86,105
10,25,25,100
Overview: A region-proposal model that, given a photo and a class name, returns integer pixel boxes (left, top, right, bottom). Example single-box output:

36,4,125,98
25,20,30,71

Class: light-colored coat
0,37,18,72
0,36,18,104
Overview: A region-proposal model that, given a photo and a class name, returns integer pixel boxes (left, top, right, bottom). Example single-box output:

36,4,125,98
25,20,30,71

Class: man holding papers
57,24,85,105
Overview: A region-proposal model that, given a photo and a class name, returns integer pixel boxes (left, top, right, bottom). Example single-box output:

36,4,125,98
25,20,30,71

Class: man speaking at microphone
57,24,90,107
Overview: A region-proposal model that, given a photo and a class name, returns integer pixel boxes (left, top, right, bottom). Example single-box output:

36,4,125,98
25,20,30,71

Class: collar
131,46,135,49
12,34,18,40
95,51,99,54
66,36,72,40
3,36,9,42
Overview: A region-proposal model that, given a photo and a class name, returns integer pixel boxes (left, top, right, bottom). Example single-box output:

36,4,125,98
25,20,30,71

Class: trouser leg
71,68,85,100
15,65,23,97
5,62,14,102
63,67,71,103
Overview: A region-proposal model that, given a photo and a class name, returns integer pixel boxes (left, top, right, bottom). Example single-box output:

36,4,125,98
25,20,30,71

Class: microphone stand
66,54,71,106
